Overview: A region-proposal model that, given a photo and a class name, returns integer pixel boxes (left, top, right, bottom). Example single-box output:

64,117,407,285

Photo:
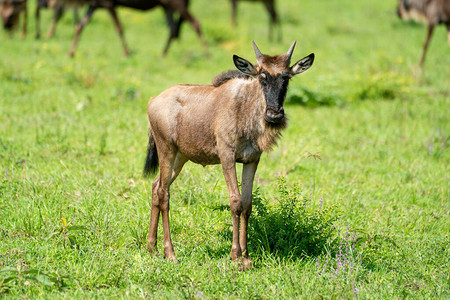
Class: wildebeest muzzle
265,106,284,124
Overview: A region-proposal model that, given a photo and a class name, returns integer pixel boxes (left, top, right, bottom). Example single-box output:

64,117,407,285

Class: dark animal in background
397,0,450,66
143,41,314,268
68,0,205,57
35,0,83,39
1,0,27,36
230,0,280,41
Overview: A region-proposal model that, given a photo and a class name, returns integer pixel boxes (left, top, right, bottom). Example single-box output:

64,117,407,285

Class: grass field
1,0,449,298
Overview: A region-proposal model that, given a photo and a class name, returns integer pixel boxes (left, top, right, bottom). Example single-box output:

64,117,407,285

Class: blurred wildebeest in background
1,0,27,36
68,0,205,57
397,0,450,66
35,0,83,39
230,0,280,41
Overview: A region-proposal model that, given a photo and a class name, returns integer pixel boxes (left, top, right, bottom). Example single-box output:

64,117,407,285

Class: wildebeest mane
212,70,251,87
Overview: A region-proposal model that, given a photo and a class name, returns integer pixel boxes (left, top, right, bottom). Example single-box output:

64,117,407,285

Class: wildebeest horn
252,40,263,65
286,41,296,66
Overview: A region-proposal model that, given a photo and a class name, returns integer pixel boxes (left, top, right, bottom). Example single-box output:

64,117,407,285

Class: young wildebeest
143,41,314,268
397,0,450,66
230,0,280,41
0,0,27,37
68,0,205,57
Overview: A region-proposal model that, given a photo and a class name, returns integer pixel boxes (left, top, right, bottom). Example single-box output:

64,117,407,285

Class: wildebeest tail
143,131,159,177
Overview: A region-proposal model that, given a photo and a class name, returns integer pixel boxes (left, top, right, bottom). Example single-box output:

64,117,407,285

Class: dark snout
265,106,285,124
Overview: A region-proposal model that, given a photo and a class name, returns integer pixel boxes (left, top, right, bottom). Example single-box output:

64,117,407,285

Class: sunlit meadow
1,0,449,298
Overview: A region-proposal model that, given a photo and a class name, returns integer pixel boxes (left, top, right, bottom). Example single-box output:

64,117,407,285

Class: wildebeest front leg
263,0,280,42
240,160,259,269
21,5,27,38
420,24,434,67
162,6,176,56
230,0,237,27
171,0,207,51
47,5,64,38
35,4,41,38
221,156,242,260
68,6,95,57
107,7,130,56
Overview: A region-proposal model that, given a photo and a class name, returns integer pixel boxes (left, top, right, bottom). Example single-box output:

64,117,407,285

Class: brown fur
397,0,450,66
144,41,314,268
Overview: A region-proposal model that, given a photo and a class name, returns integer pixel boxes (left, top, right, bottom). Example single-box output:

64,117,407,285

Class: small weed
56,217,89,249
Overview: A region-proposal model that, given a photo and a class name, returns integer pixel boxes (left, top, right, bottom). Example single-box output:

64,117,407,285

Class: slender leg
68,5,95,57
74,7,80,24
220,153,242,261
35,5,41,38
162,6,176,56
172,1,207,51
231,0,237,27
239,160,259,269
146,149,186,261
264,0,280,42
21,4,27,38
146,175,161,254
108,7,130,56
47,5,64,38
419,24,434,67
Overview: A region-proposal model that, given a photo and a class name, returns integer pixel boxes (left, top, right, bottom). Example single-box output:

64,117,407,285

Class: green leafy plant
249,178,339,258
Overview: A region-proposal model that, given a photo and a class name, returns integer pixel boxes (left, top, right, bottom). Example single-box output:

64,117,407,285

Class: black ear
290,53,315,76
233,55,257,76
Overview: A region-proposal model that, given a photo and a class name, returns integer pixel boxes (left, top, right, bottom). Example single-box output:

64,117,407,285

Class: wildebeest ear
233,55,257,76
290,53,315,76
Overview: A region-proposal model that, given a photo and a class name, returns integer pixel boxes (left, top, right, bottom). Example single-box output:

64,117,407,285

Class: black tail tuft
143,133,159,177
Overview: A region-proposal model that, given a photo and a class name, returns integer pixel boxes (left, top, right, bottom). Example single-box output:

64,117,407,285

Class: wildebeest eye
259,73,268,85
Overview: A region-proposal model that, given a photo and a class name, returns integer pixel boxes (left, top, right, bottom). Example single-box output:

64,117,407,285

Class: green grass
1,0,449,298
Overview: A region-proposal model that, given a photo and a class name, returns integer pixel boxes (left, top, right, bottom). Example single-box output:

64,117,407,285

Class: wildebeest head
233,41,314,125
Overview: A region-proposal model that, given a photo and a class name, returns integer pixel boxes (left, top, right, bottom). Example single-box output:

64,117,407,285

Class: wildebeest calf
143,41,314,268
